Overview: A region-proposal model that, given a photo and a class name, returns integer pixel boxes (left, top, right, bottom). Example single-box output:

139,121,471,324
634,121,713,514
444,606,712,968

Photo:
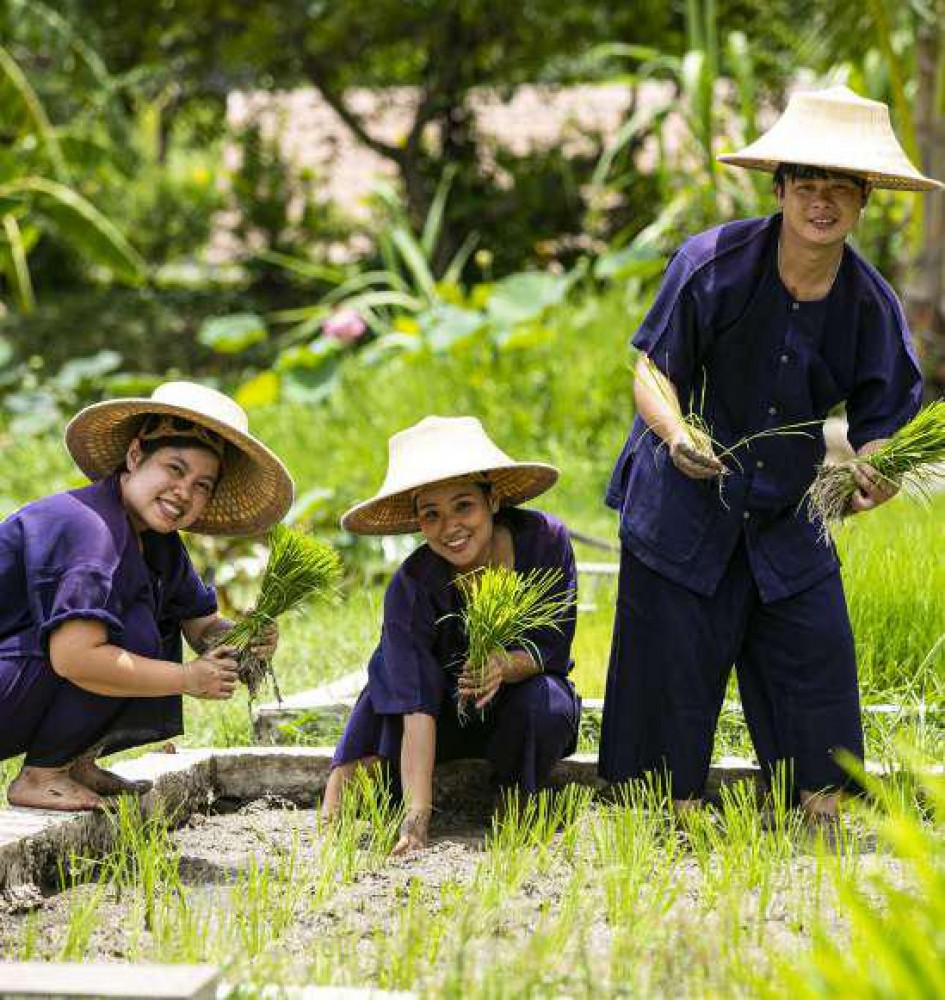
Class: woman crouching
322,416,581,853
0,381,293,811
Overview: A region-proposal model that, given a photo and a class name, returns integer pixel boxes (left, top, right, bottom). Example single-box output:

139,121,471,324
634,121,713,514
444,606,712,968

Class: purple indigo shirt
367,507,578,718
0,474,217,668
606,214,922,602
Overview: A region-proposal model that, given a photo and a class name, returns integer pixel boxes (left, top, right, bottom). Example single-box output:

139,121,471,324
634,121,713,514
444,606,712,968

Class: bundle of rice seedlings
808,400,945,537
636,356,818,477
453,565,575,722
221,524,342,701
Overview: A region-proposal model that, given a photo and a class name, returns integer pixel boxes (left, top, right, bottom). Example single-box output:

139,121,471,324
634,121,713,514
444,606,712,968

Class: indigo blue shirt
606,214,922,603
367,508,577,717
0,474,217,666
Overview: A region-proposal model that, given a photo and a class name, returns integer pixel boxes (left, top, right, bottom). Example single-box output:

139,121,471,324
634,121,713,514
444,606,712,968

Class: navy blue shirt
606,214,922,602
0,474,218,665
367,508,577,717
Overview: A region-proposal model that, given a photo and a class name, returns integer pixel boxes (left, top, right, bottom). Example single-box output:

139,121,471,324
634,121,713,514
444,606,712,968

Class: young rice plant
222,524,342,700
453,565,574,722
808,400,945,537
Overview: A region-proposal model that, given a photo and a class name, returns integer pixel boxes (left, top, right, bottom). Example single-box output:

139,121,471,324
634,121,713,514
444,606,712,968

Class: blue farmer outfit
0,474,218,767
334,508,581,792
599,214,922,797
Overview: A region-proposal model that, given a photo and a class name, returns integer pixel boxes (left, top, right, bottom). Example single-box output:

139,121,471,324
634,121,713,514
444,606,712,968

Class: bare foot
7,766,103,812
69,759,153,797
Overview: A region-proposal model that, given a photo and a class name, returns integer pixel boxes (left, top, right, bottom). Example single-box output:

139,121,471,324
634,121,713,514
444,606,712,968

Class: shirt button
768,405,778,416
791,302,799,311
779,353,789,364
756,460,765,469
743,512,751,521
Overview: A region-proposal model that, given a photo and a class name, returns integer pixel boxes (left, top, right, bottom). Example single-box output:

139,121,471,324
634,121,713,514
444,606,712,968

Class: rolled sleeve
34,564,125,645
846,296,923,450
632,250,701,389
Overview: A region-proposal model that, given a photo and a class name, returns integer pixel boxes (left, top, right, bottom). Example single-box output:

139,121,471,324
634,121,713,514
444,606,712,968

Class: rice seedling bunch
223,524,342,700
454,565,574,721
808,400,945,536
638,356,718,465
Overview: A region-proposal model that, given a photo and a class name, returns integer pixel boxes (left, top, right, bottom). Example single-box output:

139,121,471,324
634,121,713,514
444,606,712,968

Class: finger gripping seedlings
807,401,945,541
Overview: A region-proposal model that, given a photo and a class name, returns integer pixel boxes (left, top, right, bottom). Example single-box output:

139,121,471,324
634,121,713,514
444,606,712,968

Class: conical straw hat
719,85,943,192
66,381,294,536
341,415,559,535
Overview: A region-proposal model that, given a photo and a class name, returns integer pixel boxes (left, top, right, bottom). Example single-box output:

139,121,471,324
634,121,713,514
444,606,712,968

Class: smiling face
120,439,221,534
414,479,499,571
777,171,868,250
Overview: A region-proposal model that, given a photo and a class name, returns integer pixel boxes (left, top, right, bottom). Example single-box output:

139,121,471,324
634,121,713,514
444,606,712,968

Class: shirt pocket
621,444,718,563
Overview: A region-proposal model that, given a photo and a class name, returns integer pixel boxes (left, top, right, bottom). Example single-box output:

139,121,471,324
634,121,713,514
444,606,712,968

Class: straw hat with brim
65,381,295,536
341,415,559,535
719,85,944,192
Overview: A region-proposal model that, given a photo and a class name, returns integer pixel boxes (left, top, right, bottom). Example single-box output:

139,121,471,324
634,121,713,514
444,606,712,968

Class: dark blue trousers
334,673,580,794
0,656,182,767
599,541,863,798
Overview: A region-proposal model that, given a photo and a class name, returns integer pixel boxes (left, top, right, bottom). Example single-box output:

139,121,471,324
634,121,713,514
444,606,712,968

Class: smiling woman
0,382,294,812
323,416,580,854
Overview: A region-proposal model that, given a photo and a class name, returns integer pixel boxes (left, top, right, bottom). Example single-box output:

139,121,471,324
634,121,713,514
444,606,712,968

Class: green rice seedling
765,762,945,999
453,564,574,721
808,399,945,537
222,523,342,700
636,355,820,476
56,851,106,961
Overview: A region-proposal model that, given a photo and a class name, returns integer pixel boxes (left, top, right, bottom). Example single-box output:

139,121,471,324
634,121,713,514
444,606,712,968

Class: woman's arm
183,613,280,660
392,711,436,853
49,619,239,699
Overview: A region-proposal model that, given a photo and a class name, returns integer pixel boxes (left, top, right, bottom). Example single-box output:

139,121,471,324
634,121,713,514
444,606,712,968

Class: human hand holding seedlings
848,439,899,513
458,649,540,710
181,646,240,700
669,428,725,479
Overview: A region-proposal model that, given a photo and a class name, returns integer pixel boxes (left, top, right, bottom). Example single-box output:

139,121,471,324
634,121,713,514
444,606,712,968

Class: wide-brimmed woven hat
719,85,943,192
65,381,294,536
341,415,559,535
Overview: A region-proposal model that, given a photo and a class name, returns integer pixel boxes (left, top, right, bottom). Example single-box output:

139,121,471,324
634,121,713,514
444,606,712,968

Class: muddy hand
392,808,432,855
670,432,724,480
849,461,899,514
458,654,506,710
183,646,239,700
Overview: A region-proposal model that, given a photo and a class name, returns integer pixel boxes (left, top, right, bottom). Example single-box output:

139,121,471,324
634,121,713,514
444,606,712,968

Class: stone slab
0,961,218,999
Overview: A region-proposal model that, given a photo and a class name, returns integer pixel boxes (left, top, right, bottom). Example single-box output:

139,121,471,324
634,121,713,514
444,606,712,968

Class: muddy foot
68,760,153,797
7,767,103,812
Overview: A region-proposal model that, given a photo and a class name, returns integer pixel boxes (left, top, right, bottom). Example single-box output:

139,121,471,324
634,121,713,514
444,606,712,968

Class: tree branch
301,55,405,166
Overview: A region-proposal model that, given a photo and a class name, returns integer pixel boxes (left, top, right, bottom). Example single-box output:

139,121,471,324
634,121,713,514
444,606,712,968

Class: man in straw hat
323,416,580,853
600,86,940,819
0,381,294,811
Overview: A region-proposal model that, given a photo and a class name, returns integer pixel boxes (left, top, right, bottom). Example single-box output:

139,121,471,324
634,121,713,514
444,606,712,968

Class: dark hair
411,476,494,515
115,433,224,482
773,162,869,195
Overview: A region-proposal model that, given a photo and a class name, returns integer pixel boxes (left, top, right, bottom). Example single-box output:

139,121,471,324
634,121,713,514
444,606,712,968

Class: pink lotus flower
322,308,367,343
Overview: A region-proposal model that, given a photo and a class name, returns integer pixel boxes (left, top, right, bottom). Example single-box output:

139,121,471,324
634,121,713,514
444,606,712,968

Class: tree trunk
907,16,945,399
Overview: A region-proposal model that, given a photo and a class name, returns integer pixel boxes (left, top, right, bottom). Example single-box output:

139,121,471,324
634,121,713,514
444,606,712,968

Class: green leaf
0,45,68,179
486,272,571,327
197,313,268,353
54,350,122,389
594,245,667,281
0,335,13,368
0,177,144,282
418,304,486,353
1,213,35,313
235,371,281,409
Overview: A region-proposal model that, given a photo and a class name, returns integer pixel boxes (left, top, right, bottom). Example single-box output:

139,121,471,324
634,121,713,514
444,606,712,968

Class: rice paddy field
1,289,942,994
